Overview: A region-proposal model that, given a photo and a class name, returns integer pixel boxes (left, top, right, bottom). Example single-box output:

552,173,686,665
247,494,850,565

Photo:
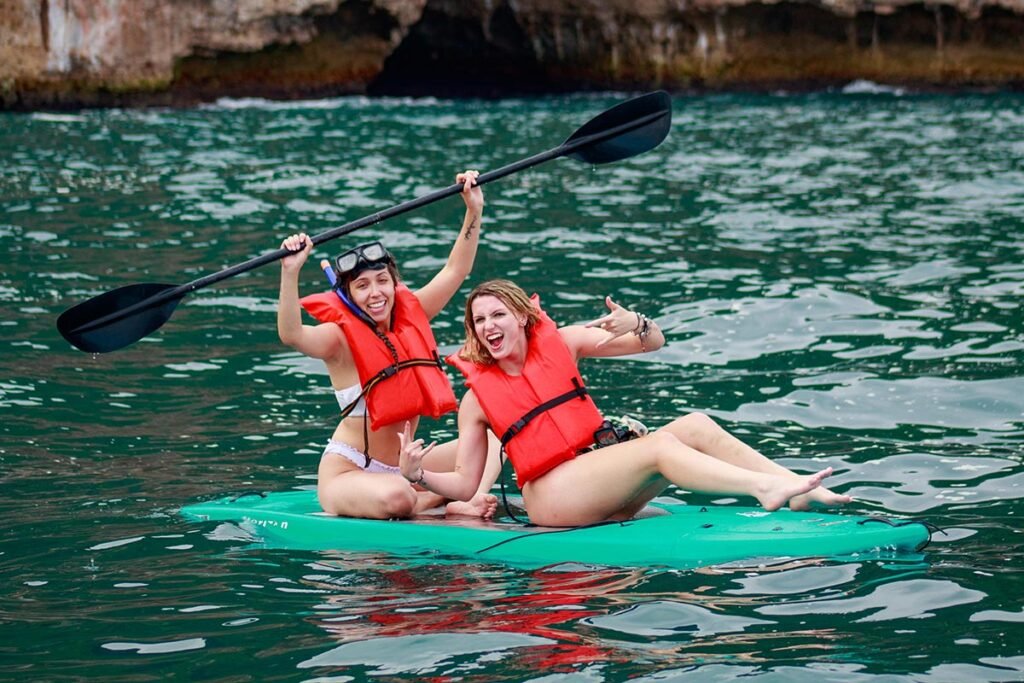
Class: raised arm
277,232,345,360
399,389,491,502
563,295,666,360
414,170,484,319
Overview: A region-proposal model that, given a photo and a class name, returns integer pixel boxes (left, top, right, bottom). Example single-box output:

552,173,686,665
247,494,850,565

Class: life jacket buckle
502,418,528,445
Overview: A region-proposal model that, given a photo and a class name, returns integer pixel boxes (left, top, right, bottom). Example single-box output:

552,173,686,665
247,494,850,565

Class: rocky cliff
2,0,1022,108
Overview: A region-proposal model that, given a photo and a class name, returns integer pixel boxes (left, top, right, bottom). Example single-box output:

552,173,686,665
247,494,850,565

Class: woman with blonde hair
398,279,850,527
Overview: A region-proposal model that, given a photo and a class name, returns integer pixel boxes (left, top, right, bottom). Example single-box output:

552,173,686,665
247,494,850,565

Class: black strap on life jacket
338,350,445,468
499,377,589,445
489,376,591,527
496,444,533,526
338,353,445,420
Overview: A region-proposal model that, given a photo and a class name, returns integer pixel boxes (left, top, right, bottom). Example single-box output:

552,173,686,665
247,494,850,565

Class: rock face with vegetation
2,0,1022,107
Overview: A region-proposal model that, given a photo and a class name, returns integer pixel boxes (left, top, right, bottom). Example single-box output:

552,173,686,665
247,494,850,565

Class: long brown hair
459,279,540,365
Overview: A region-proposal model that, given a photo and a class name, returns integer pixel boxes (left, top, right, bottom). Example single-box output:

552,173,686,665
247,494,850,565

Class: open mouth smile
485,331,504,351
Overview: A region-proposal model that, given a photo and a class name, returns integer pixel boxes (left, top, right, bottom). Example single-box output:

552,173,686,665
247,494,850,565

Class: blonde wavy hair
459,279,541,365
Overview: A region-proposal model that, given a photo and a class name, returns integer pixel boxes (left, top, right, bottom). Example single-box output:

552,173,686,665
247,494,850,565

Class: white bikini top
334,383,368,417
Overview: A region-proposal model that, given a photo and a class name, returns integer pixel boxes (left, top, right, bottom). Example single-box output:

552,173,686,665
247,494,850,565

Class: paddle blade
57,283,182,353
564,91,672,164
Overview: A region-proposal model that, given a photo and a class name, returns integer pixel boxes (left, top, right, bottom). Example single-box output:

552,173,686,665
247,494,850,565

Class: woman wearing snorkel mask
277,170,499,520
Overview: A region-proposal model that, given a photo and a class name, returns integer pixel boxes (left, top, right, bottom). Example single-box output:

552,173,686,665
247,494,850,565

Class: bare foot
789,485,854,511
756,467,833,512
445,492,498,520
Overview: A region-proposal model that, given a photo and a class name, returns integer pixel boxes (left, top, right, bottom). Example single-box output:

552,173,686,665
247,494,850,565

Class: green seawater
1,90,1022,681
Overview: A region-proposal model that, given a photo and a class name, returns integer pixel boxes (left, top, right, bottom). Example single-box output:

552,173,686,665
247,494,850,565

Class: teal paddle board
180,490,930,569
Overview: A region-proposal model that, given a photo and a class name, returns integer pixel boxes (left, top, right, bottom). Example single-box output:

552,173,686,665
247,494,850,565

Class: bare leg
422,432,501,519
523,431,833,527
607,476,670,521
318,454,421,520
661,413,852,509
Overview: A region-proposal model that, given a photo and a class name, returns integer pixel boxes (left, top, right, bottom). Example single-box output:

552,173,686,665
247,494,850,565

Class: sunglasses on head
334,241,393,279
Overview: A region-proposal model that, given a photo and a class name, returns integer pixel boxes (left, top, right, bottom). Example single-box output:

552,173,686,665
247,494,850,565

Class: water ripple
2,92,1022,682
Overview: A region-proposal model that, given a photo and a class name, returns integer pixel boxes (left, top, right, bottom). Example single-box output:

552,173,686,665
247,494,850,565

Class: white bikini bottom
322,439,401,475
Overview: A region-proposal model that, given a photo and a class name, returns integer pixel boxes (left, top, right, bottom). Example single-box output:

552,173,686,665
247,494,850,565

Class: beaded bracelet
632,312,652,352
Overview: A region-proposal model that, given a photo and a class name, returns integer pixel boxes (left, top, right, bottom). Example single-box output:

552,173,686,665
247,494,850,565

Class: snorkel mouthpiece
320,259,339,288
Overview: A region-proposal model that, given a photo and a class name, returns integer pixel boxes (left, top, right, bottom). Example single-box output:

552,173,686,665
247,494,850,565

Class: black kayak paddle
57,91,672,353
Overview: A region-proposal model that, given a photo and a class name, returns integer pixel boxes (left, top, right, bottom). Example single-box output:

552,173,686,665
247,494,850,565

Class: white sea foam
203,95,445,111
30,113,88,123
842,79,906,96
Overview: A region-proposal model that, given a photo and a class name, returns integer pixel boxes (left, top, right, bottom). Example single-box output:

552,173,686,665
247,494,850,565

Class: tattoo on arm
463,217,479,241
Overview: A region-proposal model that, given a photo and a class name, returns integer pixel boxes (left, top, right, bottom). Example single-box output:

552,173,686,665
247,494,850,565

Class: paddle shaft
71,108,665,335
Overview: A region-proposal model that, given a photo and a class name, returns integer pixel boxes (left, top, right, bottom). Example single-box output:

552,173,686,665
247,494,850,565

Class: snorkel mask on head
333,241,393,280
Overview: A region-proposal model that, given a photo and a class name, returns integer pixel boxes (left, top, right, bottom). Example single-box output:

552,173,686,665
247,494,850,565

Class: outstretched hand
398,421,435,486
584,296,638,348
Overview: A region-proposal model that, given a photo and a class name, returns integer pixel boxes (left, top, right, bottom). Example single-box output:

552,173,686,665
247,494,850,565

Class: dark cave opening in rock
369,4,556,97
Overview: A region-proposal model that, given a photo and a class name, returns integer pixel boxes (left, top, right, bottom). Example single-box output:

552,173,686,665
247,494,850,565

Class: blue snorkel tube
319,260,376,328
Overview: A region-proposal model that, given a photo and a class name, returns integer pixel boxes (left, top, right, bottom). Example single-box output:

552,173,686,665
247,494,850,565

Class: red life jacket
300,284,456,430
447,297,604,484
